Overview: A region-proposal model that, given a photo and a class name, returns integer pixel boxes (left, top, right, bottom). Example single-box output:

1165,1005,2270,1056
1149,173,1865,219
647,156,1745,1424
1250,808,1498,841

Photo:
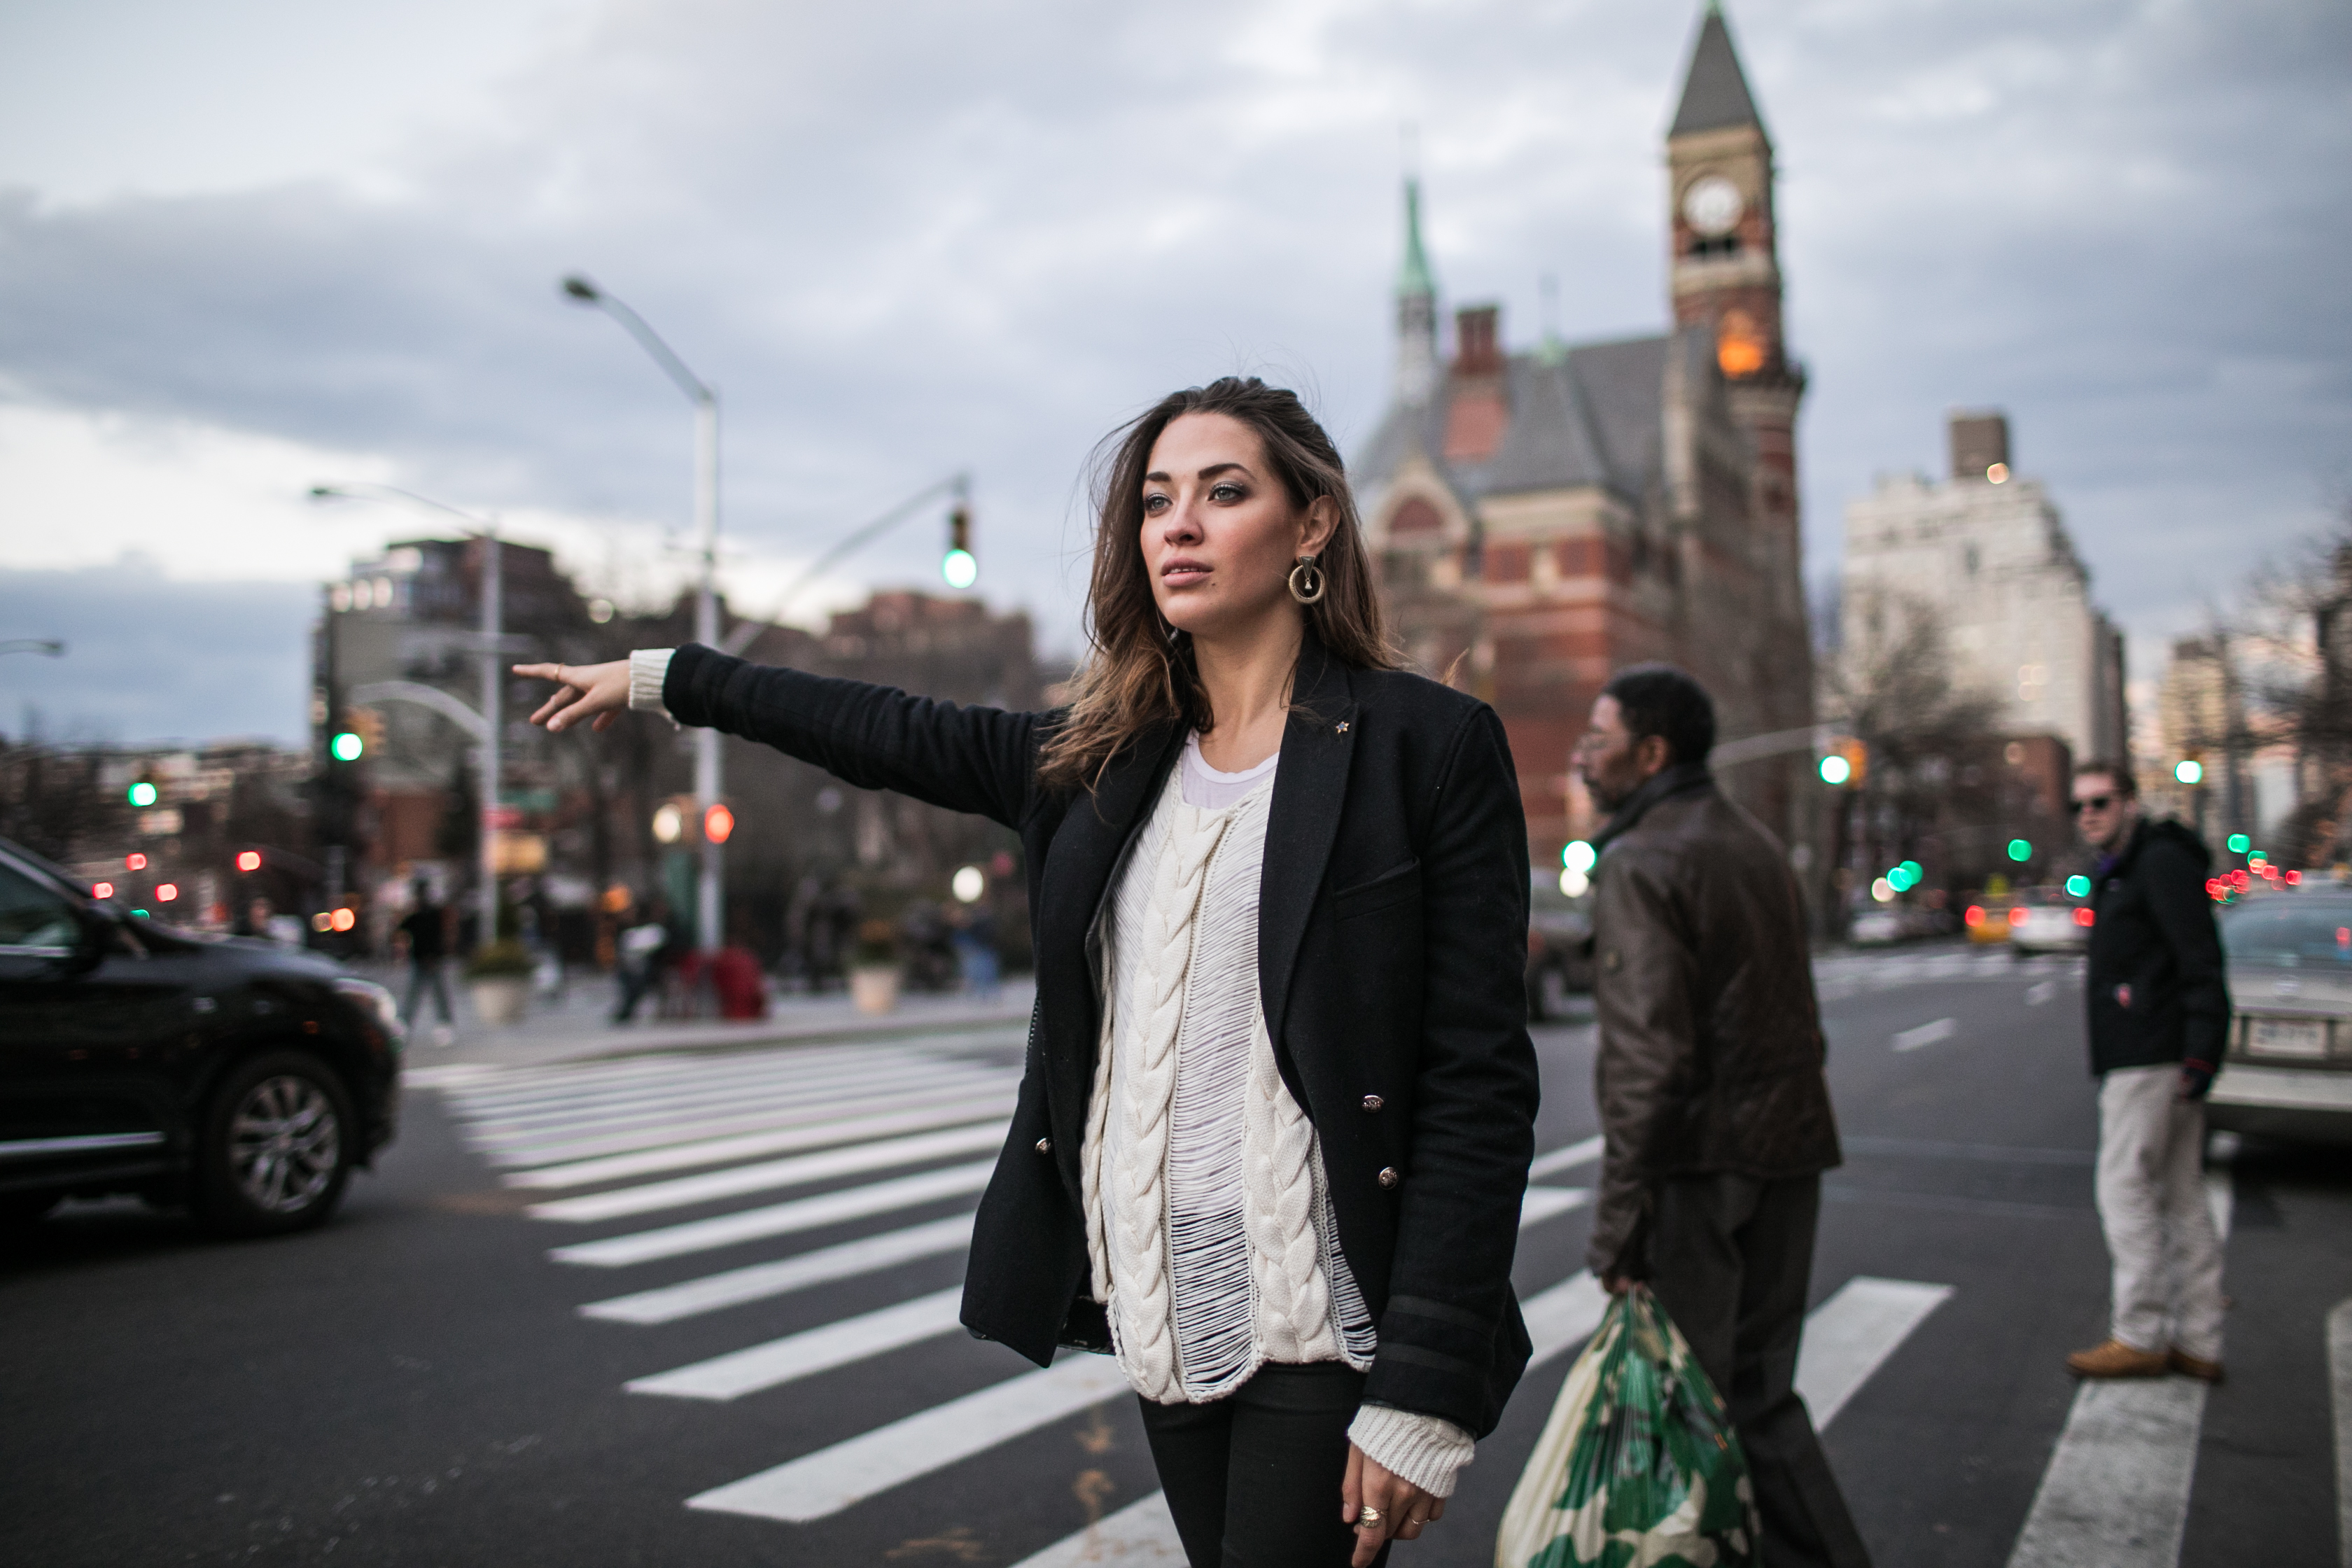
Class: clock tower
1666,1,1803,541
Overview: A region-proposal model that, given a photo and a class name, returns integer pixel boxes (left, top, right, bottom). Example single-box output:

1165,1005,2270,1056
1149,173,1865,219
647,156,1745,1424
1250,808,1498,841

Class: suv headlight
335,977,406,1044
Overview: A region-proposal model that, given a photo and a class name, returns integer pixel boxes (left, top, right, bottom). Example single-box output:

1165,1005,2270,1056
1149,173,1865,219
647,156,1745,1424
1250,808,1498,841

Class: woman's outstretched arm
517,645,1047,830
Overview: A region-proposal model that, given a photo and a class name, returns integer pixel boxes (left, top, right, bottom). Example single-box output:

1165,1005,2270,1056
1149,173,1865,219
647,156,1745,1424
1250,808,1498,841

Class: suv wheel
197,1051,354,1237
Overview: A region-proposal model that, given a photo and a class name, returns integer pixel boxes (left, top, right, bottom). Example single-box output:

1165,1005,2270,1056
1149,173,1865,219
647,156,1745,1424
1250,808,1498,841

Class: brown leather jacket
1586,771,1842,1275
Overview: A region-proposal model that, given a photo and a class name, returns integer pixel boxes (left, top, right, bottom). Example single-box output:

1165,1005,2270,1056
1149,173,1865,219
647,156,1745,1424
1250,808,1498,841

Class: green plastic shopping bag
1494,1284,1759,1568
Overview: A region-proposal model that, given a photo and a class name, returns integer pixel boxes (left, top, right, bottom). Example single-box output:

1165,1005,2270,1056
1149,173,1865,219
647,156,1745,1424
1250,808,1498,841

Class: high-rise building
1841,410,2128,769
1353,3,1815,862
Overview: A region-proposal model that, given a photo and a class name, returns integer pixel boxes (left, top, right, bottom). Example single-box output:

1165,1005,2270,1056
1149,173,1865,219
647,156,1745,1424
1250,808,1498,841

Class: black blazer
662,637,1540,1436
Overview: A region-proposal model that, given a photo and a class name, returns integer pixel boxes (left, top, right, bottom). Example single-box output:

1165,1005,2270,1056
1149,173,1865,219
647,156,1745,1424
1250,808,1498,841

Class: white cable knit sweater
626,659,1471,1496
1082,738,1474,1497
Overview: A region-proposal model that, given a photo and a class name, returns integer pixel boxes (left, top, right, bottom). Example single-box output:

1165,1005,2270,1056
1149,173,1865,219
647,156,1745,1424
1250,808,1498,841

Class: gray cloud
1,0,2346,729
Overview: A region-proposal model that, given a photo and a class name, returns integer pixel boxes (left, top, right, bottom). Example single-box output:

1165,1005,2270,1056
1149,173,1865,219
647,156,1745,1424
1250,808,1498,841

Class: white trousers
2094,1065,2226,1361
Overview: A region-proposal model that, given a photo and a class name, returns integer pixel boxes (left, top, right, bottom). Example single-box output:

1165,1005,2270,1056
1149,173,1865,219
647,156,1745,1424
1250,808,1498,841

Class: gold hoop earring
1288,555,1326,605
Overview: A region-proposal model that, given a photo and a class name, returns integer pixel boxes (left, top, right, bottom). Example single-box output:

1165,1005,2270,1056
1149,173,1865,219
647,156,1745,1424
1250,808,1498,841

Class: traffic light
348,706,385,757
2226,832,2250,855
127,778,159,808
941,502,977,590
703,802,736,845
237,850,263,873
330,730,364,762
125,853,148,872
1817,737,1865,788
2007,839,2033,862
2174,758,2204,785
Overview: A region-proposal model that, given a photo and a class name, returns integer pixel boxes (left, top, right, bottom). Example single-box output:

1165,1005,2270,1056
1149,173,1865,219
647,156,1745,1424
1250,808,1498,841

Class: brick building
1352,4,1816,864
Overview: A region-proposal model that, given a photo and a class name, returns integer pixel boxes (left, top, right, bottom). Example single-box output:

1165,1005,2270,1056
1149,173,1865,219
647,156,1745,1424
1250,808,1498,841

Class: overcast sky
1,0,2345,747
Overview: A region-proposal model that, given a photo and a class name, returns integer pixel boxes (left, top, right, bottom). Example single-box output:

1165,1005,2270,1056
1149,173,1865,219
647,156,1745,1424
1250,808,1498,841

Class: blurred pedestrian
398,881,454,1044
953,903,1001,1000
2064,762,2230,1382
518,377,1541,1567
1574,664,1869,1568
612,898,672,1024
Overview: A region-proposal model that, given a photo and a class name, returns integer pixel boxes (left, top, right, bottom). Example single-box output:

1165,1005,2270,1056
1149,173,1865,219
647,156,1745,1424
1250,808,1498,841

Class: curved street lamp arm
719,473,969,656
561,276,713,407
347,681,492,743
309,483,496,536
0,639,65,657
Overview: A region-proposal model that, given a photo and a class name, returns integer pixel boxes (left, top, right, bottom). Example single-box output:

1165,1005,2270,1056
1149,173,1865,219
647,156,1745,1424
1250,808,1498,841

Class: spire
1670,1,1767,141
1393,172,1438,407
1398,176,1435,300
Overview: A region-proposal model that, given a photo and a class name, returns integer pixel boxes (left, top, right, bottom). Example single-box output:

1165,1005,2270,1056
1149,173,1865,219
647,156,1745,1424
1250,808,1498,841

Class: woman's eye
1210,484,1243,504
1142,493,1168,513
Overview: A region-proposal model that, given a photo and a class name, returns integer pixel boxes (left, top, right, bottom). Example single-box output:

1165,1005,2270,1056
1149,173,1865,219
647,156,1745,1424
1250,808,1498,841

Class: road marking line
1004,1270,1949,1568
507,1098,1016,1189
435,1028,1025,1106
685,1352,1133,1524
528,1121,1011,1223
1893,1017,1959,1052
470,1084,1013,1168
1009,1491,1185,1567
2330,1298,2352,1568
1795,1278,1953,1426
2005,1173,2232,1568
1528,1134,1604,1180
549,1161,995,1268
580,1214,976,1325
454,1062,1012,1142
1518,1186,1592,1226
438,1044,974,1114
631,1287,967,1401
2026,981,2060,1006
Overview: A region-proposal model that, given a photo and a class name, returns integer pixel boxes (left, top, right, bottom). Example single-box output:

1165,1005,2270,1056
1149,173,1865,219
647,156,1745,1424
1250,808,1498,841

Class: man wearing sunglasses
2066,762,2230,1382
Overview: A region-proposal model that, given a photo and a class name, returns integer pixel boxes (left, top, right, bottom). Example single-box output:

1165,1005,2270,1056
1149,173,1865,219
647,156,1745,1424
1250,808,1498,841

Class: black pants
1646,1172,1873,1568
1139,1363,1390,1568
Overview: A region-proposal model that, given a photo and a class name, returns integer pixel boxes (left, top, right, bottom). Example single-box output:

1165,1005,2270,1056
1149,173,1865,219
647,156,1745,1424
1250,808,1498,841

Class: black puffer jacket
2086,818,2231,1077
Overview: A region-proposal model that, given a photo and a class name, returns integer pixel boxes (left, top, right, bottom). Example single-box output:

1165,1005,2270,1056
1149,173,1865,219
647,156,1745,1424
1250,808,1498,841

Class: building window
1689,234,1740,259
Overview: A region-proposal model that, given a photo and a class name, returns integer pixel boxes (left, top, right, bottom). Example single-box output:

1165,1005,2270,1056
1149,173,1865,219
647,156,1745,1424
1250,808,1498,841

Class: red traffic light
92,881,115,899
236,850,262,872
156,883,179,902
704,802,736,845
125,852,149,871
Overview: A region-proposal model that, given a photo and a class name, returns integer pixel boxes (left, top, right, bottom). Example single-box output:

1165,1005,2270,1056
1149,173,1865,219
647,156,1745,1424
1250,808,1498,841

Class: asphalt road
5,943,2348,1567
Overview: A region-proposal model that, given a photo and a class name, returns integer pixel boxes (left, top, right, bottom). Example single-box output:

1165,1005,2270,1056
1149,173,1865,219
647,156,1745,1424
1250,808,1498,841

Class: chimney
1949,410,2011,484
1454,304,1503,377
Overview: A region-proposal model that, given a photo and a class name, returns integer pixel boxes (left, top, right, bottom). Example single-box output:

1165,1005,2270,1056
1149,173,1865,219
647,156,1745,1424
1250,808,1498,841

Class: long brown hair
1037,377,1399,792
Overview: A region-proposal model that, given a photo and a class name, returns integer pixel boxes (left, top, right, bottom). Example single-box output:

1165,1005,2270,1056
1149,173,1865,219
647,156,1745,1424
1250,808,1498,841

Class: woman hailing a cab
518,377,1539,1567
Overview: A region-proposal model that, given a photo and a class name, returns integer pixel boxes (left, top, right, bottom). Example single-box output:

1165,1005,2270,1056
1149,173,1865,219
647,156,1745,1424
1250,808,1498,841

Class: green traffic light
1817,754,1851,786
941,548,977,590
330,732,364,762
2066,874,2092,897
2007,839,2032,862
127,780,158,807
1898,860,1921,883
2226,833,2250,855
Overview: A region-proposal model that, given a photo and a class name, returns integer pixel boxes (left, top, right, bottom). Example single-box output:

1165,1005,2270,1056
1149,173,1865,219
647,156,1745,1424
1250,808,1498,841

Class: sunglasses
2069,795,2118,815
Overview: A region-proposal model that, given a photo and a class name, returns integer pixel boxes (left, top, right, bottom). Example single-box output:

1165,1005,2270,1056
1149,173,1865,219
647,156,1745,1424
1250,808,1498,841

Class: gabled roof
1669,4,1768,141
1352,334,1674,510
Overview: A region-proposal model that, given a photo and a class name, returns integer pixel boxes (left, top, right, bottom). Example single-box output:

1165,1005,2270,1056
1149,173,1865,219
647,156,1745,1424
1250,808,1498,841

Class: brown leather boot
2167,1348,2224,1383
2066,1339,2170,1378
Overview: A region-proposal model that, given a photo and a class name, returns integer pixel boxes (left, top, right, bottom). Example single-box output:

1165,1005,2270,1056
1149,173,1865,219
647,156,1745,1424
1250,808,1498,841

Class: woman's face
1139,412,1334,643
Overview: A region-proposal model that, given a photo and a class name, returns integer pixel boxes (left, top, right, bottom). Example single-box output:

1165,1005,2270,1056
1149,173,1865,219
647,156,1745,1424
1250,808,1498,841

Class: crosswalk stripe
579,1214,976,1325
2328,1297,2352,1568
1008,1272,1951,1566
438,1030,1023,1112
629,1287,967,1401
685,1352,1133,1525
453,1060,1011,1144
1893,1017,1959,1052
1527,1135,1603,1180
1793,1278,1952,1425
528,1121,1012,1224
2004,1174,2233,1567
1518,1186,1591,1226
1010,1492,1184,1568
548,1160,995,1268
472,1084,1013,1168
507,1098,1016,1190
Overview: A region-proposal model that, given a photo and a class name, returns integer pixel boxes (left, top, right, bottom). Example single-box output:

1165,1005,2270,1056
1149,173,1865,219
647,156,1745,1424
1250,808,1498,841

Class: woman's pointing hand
514,660,632,734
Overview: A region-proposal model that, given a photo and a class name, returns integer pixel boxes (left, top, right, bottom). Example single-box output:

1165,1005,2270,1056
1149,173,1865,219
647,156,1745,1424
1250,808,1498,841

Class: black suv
0,836,402,1234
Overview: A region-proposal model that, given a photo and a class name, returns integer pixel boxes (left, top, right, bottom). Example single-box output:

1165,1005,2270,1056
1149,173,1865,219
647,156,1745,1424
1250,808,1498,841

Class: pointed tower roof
1397,176,1435,298
1670,3,1767,141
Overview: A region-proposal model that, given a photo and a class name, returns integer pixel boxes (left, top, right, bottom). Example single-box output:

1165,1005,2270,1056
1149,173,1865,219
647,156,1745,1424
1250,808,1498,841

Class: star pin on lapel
1334,721,1350,734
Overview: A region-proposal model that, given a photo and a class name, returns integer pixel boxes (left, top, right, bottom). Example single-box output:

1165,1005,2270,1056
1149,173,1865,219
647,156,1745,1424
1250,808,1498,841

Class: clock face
1682,176,1744,238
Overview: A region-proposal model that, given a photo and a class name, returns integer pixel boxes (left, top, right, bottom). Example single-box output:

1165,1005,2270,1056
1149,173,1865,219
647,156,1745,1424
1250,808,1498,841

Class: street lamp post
561,275,724,952
309,484,504,955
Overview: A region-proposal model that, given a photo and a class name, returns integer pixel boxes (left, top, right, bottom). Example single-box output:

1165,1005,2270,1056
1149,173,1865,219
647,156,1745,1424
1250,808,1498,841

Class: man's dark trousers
1647,1172,1872,1568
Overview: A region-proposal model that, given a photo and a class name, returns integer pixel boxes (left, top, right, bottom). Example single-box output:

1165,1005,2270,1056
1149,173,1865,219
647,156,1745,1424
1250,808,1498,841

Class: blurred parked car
1962,894,2012,945
0,836,402,1233
1527,870,1594,1021
2207,888,2352,1145
1849,906,1935,946
2008,888,2094,956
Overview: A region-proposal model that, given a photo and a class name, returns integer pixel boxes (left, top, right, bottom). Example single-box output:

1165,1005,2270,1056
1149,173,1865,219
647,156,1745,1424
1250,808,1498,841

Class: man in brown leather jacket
1574,664,1869,1568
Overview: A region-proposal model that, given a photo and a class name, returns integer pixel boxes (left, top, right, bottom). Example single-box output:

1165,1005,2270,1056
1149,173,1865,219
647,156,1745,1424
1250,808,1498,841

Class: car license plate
2246,1017,2330,1059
